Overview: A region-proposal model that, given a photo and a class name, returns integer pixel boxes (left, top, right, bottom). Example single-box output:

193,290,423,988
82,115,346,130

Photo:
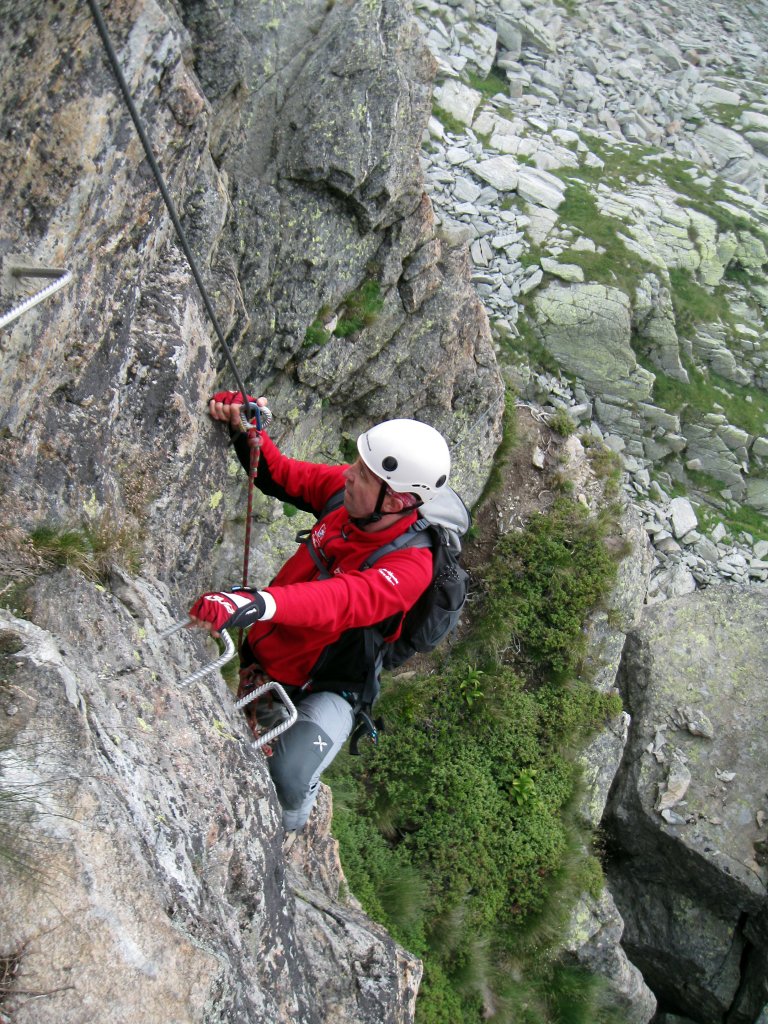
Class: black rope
85,0,252,407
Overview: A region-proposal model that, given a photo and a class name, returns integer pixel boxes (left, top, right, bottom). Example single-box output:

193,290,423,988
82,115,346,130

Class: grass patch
496,315,562,376
304,281,385,347
432,104,467,136
328,488,626,1022
642,358,768,437
548,408,577,438
303,320,331,348
28,516,142,581
555,181,655,297
667,266,731,337
465,68,510,101
565,133,766,243
698,502,768,544
334,280,384,337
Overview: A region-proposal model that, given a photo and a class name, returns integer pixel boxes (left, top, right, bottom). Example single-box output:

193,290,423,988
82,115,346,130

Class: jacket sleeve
264,545,433,632
232,430,346,516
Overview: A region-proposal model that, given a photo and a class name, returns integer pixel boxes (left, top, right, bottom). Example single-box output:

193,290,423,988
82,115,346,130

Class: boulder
473,155,520,191
605,587,768,1023
532,284,655,403
562,889,657,1024
433,78,483,125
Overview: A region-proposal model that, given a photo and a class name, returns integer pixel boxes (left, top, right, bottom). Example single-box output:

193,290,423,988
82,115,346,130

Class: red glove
210,390,255,407
209,392,270,433
189,589,267,632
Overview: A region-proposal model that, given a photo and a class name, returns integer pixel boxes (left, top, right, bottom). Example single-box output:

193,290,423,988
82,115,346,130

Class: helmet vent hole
436,474,447,488
382,456,398,472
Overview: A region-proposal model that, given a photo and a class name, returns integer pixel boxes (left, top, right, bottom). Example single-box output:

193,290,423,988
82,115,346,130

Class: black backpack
297,486,471,748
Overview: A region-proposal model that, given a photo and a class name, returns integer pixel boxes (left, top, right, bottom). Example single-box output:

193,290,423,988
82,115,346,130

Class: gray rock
434,78,483,125
532,284,654,403
473,155,520,191
668,497,698,539
516,166,566,209
562,888,657,1024
0,589,421,1024
606,588,768,1022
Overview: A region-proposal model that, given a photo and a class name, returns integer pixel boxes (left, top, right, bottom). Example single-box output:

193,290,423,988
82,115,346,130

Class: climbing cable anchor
0,265,73,330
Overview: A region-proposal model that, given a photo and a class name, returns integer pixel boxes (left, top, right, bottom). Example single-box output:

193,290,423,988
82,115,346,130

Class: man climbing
188,392,452,838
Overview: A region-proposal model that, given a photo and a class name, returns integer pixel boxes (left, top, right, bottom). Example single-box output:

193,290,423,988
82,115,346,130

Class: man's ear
381,490,405,513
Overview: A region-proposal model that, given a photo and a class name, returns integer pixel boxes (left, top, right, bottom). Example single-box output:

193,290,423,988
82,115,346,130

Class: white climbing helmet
356,418,451,503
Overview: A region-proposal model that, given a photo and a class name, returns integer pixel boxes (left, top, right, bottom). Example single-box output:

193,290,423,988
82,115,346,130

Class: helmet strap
350,482,422,528
350,480,390,528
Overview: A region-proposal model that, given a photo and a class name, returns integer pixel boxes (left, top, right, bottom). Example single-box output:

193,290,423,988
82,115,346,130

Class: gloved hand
189,589,267,635
209,392,271,434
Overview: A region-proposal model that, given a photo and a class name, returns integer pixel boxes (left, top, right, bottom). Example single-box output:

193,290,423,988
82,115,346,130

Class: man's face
343,458,389,519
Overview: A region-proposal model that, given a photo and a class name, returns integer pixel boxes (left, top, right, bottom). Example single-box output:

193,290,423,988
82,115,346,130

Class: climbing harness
0,265,72,330
156,619,297,751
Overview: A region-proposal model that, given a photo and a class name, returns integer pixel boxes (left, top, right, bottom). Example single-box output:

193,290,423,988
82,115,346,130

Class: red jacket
243,433,433,688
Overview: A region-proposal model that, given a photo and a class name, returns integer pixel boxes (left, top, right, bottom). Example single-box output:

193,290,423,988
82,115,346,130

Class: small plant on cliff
303,281,384,347
548,407,576,437
29,515,142,581
481,497,619,676
333,280,384,337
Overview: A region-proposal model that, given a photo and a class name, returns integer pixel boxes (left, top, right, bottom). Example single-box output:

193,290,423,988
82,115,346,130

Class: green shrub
548,408,576,437
483,499,619,675
303,320,331,348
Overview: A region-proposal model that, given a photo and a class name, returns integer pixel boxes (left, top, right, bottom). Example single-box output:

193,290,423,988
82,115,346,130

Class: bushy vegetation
327,481,624,1022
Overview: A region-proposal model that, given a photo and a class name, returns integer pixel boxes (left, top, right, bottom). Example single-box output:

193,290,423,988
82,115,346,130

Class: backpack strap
358,517,433,569
294,488,347,578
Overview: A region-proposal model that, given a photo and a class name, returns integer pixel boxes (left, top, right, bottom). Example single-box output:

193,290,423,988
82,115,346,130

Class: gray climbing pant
262,691,355,831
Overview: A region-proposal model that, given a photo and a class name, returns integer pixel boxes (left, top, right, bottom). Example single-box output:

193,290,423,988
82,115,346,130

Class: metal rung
235,680,298,750
157,618,236,686
155,620,298,748
0,264,73,330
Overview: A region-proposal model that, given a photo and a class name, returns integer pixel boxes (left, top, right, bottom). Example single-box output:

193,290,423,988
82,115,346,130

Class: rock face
0,0,504,592
0,573,421,1024
605,587,768,1023
0,1,504,1021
